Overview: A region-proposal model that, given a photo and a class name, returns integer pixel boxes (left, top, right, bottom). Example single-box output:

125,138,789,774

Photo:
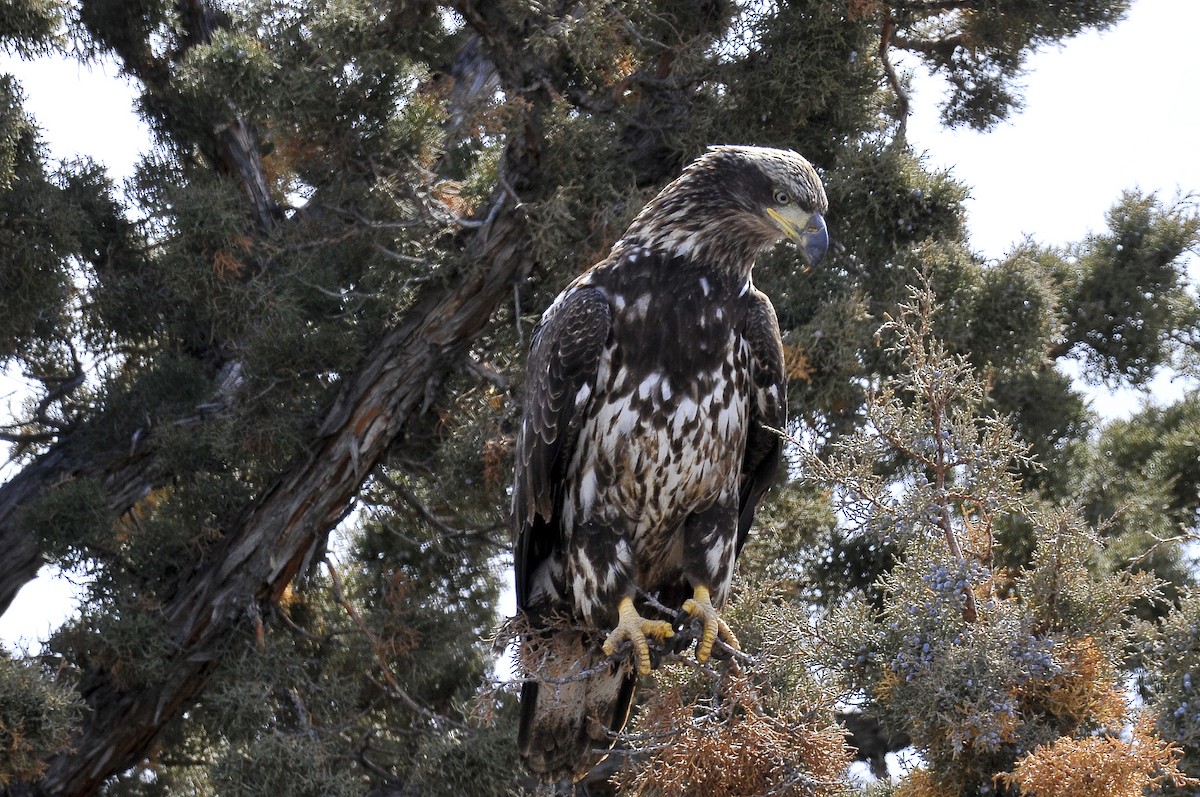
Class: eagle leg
602,595,674,676
681,585,740,664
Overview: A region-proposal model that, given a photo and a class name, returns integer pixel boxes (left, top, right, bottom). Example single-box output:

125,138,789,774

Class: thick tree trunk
14,178,537,796
1,3,554,790
0,440,161,613
0,0,280,616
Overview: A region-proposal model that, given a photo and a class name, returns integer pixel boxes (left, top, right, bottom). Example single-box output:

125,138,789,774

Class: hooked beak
767,208,829,271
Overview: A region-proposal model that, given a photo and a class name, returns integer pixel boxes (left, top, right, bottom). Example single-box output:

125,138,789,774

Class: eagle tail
517,630,635,781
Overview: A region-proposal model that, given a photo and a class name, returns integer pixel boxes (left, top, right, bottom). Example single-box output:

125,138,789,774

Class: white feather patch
706,538,727,578
579,467,599,516
638,372,662,401
575,383,592,409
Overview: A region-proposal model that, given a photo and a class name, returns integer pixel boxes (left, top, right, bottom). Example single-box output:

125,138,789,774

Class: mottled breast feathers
512,144,822,781
512,245,787,613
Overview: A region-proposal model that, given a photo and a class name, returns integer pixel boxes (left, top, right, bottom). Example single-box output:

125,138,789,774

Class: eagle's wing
513,286,612,608
736,289,787,554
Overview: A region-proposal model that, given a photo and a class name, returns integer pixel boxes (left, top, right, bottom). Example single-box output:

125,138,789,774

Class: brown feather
517,630,634,781
512,145,826,781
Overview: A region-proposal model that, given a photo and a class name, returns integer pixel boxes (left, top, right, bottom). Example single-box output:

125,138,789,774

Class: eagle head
622,145,829,275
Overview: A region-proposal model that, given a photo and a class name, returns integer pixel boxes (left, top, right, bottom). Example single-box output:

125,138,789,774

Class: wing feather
513,286,611,608
736,290,787,553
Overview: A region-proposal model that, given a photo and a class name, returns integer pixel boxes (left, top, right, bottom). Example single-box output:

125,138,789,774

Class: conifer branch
879,10,910,145
6,12,558,789
930,401,979,623
324,556,467,731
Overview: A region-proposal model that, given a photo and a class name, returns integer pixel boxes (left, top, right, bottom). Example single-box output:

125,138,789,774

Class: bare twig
879,10,910,145
324,556,467,730
371,470,504,546
1126,529,1199,567
464,353,512,393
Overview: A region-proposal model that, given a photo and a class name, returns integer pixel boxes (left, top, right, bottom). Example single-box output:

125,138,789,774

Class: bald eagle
513,145,829,779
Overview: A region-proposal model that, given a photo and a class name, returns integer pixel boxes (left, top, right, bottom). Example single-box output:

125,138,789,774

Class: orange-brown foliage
998,716,1198,797
894,767,958,797
432,179,476,217
212,248,244,280
1015,636,1126,730
378,571,422,659
845,0,882,22
0,719,46,786
618,674,849,797
783,343,813,382
482,434,512,491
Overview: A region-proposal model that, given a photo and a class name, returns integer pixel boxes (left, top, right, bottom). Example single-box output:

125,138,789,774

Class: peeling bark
24,191,536,795
1,2,554,792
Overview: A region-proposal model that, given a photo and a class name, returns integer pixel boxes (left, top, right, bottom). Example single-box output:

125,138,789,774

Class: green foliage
0,651,81,787
50,596,182,693
0,77,76,359
740,481,840,589
22,476,115,569
93,490,518,796
399,721,525,797
1142,590,1200,796
174,30,277,120
351,501,501,710
987,366,1090,501
962,253,1062,373
524,104,640,276
716,0,881,161
1085,397,1200,533
1063,193,1200,384
1079,396,1200,615
0,74,29,187
74,0,171,67
889,0,1130,130
58,159,157,344
816,286,1166,795
825,145,970,268
0,0,61,55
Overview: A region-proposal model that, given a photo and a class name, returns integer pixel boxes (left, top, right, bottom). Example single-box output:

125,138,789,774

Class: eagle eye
773,189,791,205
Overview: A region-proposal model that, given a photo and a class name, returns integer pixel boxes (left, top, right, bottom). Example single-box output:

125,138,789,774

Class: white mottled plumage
514,145,828,780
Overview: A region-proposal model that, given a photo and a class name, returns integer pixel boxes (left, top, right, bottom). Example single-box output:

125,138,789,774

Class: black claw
709,644,734,662
667,623,696,655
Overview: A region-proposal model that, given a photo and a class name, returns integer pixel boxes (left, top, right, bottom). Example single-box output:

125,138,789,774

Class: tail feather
517,630,635,781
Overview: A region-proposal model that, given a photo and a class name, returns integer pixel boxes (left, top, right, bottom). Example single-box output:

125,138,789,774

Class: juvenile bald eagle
513,145,829,779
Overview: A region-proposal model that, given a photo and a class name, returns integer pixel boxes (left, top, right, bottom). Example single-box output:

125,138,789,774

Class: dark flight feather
512,145,827,781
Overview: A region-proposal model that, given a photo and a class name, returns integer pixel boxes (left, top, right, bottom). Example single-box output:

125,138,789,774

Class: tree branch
10,10,557,786
890,31,972,60
325,556,465,730
879,11,910,145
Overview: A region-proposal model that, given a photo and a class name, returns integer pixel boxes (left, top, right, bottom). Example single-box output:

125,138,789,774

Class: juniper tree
1141,590,1200,797
813,283,1195,795
1,1,1198,795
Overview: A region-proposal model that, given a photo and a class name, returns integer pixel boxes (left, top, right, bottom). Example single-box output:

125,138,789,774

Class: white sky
2,0,1198,648
905,0,1200,260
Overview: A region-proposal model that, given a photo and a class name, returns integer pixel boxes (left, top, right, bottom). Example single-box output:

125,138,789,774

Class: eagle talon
681,585,740,664
709,643,735,662
667,616,697,655
602,596,673,676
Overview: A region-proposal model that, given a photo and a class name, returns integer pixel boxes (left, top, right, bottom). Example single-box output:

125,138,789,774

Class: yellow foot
602,596,674,676
681,585,740,664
